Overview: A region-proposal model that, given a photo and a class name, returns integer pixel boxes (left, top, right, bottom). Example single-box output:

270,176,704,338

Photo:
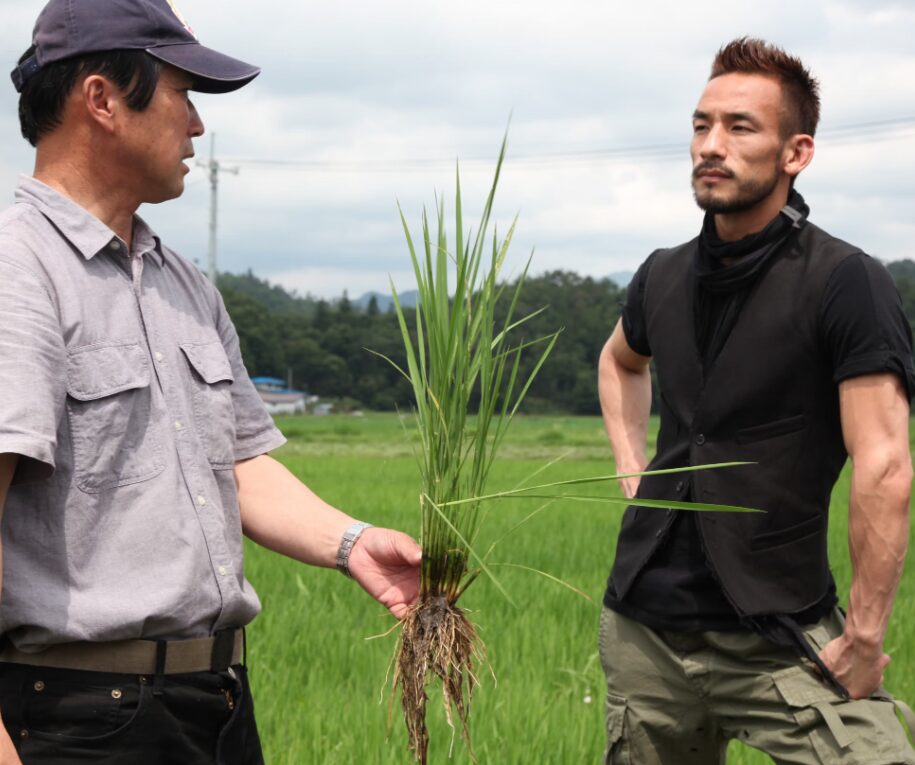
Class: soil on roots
394,594,483,764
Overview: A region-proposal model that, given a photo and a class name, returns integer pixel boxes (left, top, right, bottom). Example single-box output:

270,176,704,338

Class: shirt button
33,681,45,692
109,240,121,251
218,565,228,576
197,495,207,507
154,352,163,362
695,434,706,446
174,421,183,431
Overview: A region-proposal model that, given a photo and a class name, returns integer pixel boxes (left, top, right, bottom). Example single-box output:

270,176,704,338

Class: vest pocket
751,513,823,551
66,342,164,493
735,413,807,445
179,340,237,469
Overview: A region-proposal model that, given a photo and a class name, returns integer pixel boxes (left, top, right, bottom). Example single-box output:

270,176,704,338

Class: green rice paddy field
243,413,915,764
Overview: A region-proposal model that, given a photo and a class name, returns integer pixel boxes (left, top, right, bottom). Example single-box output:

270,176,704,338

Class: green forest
219,260,915,415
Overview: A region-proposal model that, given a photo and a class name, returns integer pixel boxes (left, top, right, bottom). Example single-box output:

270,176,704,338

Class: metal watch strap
336,521,373,577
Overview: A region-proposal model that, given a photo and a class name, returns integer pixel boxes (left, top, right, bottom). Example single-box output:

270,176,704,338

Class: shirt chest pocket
179,341,237,470
66,342,164,493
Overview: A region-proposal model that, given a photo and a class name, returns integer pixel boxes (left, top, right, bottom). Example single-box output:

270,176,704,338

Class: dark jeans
0,662,264,764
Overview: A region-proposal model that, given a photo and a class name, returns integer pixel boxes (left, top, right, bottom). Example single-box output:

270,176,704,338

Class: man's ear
81,74,119,134
783,133,815,180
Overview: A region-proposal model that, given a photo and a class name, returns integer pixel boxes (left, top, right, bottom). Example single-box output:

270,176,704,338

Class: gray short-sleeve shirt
0,177,286,651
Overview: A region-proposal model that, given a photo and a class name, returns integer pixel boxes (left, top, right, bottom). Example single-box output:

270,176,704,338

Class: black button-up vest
609,222,860,616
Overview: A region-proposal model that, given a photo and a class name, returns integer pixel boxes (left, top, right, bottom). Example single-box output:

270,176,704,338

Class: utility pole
198,134,239,284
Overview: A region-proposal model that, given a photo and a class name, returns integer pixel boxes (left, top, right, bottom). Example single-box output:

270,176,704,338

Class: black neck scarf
693,189,810,369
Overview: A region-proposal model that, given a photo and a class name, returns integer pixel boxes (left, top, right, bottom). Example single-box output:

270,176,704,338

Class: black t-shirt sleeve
820,253,915,400
620,252,659,357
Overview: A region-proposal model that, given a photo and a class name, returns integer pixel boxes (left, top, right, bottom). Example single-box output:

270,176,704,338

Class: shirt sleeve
211,287,287,461
820,253,915,400
620,252,658,357
0,258,67,484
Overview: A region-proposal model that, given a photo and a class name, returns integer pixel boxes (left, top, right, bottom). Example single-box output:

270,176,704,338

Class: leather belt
0,629,243,675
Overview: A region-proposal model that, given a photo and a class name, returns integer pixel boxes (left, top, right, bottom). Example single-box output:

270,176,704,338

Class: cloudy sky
1,0,914,299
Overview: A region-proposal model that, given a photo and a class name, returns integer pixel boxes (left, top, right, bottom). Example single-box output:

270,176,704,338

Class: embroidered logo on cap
165,0,197,39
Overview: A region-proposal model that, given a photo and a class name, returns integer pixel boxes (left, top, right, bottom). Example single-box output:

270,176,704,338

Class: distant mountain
216,270,420,316
608,271,634,288
217,270,317,317
355,290,420,312
887,259,915,281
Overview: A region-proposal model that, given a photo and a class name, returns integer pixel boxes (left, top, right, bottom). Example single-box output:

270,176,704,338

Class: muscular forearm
235,454,355,568
598,332,651,496
845,452,911,649
821,373,912,698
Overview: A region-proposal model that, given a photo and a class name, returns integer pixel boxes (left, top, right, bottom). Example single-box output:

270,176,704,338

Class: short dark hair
17,47,162,147
710,37,820,138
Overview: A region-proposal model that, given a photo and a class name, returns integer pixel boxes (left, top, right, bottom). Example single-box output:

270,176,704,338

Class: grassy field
242,413,915,764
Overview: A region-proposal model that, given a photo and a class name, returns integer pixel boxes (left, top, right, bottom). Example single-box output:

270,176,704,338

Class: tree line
219,259,915,415
218,269,625,414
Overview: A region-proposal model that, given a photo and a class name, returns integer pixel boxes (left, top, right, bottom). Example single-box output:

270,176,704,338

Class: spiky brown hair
711,37,820,138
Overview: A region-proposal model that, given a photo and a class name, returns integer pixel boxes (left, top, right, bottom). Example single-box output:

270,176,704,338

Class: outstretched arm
819,373,912,698
598,319,653,498
234,454,421,619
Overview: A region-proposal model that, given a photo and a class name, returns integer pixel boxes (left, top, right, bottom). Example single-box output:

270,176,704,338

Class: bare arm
0,453,24,764
598,319,653,497
234,454,421,618
819,373,912,698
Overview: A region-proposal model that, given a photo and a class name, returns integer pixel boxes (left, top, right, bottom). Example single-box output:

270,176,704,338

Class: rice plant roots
394,595,483,764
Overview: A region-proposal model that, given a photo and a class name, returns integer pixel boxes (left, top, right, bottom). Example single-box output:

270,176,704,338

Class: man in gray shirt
0,1,421,762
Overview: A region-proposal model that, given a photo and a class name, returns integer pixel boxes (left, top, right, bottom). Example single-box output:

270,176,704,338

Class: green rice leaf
490,563,593,602
423,493,516,607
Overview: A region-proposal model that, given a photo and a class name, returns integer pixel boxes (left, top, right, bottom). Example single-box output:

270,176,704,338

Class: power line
216,115,915,173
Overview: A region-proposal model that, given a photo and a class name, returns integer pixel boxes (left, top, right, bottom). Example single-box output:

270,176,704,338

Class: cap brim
146,42,260,94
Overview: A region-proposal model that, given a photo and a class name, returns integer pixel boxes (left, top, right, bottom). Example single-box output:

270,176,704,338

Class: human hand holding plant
348,528,422,620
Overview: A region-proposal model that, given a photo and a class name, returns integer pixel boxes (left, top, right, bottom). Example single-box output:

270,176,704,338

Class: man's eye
693,124,708,134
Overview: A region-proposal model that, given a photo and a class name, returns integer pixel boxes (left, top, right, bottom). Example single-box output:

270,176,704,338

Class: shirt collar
132,215,166,267
14,176,166,267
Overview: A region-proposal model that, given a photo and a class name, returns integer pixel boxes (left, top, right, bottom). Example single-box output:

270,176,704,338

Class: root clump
394,594,483,764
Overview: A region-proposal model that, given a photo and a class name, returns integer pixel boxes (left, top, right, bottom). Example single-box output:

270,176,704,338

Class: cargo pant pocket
772,665,911,764
604,692,631,765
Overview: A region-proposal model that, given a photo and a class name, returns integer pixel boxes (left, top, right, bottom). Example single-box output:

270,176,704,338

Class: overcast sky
2,0,914,299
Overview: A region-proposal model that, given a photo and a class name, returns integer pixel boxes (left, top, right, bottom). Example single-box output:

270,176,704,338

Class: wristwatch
336,521,373,577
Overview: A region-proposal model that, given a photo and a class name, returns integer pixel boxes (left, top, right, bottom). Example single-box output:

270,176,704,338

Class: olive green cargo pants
598,607,915,764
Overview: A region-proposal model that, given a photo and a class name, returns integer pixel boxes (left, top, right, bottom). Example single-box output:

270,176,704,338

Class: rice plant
375,135,555,763
380,138,758,763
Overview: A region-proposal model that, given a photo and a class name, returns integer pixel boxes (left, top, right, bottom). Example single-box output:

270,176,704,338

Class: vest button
675,481,684,493
695,434,706,445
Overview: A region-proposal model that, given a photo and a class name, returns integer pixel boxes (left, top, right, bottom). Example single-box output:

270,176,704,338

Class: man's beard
692,160,780,215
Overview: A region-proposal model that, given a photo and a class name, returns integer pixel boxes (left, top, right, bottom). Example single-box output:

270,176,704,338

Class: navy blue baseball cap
11,0,260,94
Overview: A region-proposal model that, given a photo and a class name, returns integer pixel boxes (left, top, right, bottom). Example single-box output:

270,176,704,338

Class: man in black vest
598,37,915,764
